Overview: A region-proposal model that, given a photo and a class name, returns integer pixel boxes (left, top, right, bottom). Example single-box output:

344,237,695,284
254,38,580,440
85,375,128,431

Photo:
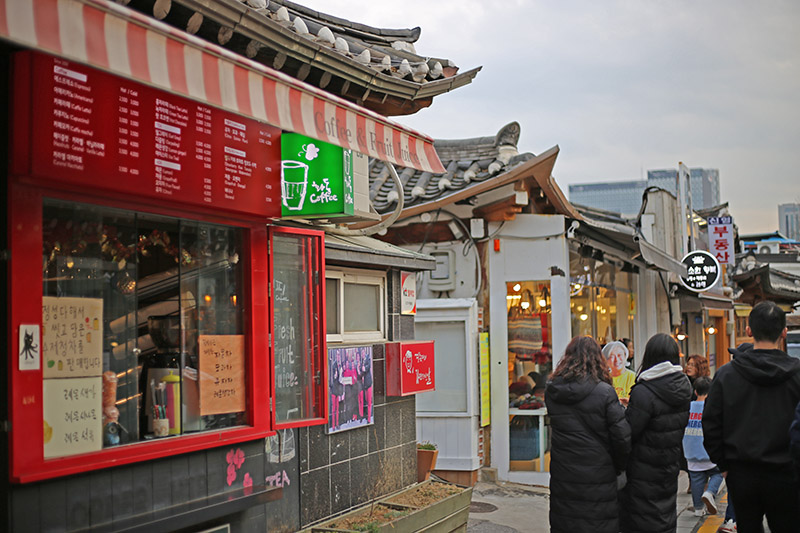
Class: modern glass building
568,168,721,217
779,203,800,241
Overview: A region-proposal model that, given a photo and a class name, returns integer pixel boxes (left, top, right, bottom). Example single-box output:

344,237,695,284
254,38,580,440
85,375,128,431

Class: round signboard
680,250,721,292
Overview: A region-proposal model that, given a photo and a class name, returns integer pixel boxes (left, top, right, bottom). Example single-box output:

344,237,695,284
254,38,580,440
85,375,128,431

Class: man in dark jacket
703,301,800,532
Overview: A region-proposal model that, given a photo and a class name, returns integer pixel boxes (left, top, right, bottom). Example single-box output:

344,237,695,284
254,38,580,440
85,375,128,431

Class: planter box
307,480,472,533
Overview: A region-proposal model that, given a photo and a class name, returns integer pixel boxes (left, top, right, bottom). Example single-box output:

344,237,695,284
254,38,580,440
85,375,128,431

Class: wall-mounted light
513,283,521,292
675,327,687,341
707,325,717,335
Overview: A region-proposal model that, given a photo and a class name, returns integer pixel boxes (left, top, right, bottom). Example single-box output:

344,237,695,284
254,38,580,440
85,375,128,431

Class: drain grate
470,502,498,513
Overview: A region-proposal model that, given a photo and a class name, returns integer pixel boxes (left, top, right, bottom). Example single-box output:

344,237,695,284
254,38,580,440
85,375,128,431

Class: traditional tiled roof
121,0,480,115
369,122,535,213
732,256,800,304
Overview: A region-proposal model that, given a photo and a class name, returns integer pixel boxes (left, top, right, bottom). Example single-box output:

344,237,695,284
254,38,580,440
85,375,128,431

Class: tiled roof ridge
369,122,532,212
434,121,521,151
272,0,422,43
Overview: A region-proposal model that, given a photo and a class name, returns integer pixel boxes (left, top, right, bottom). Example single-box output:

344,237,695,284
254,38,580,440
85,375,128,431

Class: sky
300,0,800,233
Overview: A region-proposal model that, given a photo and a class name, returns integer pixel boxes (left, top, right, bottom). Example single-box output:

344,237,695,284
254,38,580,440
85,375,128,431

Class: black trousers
726,463,800,533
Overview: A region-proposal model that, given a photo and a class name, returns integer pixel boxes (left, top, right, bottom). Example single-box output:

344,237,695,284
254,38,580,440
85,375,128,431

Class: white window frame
326,268,386,344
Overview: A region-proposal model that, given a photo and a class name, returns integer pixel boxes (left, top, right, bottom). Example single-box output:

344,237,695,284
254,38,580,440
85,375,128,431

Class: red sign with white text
13,52,281,217
386,341,435,396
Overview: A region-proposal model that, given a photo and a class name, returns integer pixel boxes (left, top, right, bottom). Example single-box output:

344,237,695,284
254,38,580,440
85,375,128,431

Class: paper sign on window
42,297,103,378
198,335,246,416
43,377,102,458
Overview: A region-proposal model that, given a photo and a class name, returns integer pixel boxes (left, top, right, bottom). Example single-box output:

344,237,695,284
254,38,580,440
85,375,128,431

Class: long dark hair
552,336,612,385
639,333,680,373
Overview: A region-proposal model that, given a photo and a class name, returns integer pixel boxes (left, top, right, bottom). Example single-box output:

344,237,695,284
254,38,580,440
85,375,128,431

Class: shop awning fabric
0,0,446,174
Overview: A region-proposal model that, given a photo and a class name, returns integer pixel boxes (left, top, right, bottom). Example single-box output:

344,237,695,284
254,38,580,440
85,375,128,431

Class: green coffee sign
280,133,354,218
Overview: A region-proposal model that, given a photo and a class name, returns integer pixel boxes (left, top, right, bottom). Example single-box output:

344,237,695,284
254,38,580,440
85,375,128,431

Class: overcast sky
301,0,799,233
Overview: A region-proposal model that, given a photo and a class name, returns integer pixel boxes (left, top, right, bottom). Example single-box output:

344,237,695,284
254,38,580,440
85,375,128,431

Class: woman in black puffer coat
546,336,631,533
620,333,692,533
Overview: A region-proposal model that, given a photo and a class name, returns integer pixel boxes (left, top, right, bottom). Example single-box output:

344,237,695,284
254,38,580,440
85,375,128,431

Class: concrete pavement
467,471,735,533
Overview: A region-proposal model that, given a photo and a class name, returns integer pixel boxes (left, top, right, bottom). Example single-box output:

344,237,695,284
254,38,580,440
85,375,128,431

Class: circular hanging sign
680,250,721,292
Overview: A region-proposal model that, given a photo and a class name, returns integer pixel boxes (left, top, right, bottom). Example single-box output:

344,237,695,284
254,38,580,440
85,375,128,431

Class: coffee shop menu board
16,52,281,217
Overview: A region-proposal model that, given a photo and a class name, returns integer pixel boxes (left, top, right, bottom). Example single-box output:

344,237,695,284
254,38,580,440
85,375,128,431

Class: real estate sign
280,133,354,218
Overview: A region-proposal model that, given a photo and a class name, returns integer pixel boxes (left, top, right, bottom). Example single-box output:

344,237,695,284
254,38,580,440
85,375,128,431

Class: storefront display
569,249,635,346
7,50,328,482
506,281,552,473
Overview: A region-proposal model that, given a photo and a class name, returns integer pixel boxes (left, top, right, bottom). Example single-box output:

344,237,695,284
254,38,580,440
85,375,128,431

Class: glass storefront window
569,249,635,348
42,199,248,457
507,281,552,472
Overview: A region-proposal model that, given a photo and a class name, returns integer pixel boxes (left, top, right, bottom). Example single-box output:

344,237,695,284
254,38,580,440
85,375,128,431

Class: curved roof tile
370,122,527,212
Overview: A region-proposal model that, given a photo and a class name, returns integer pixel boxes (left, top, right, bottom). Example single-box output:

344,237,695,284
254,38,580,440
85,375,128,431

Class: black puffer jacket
620,363,692,533
546,377,631,533
703,347,800,471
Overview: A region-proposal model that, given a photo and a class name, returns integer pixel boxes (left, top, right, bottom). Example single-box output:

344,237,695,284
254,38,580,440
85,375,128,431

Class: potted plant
416,441,438,483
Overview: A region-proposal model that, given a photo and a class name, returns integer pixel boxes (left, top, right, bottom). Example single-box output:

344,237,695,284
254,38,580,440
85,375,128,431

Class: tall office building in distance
568,168,721,217
568,180,646,216
647,168,721,212
779,203,800,241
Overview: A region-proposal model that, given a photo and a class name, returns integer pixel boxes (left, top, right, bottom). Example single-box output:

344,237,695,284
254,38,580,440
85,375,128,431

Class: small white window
326,269,386,343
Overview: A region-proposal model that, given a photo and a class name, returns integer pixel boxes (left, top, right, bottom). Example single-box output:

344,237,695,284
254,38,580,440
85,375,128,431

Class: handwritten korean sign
707,216,735,264
198,335,245,416
43,376,102,458
42,296,103,378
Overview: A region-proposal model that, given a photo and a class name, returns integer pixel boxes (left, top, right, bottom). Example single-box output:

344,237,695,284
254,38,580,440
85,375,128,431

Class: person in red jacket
703,301,800,533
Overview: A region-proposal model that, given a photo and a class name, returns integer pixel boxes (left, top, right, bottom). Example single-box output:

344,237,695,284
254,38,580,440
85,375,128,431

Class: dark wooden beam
380,222,455,246
473,196,524,222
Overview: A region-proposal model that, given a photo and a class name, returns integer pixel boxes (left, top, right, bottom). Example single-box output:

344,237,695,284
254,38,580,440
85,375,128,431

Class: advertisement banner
480,332,491,427
401,272,417,315
707,216,735,264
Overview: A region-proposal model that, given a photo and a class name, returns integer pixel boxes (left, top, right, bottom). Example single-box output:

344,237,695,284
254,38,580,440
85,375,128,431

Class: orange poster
198,335,246,416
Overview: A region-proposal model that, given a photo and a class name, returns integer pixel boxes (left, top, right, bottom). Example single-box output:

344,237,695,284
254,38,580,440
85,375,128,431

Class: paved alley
468,471,738,533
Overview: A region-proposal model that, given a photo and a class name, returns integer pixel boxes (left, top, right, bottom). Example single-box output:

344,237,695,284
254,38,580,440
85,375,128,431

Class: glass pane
507,281,551,473
507,281,553,391
570,286,594,338
180,221,246,433
343,283,379,332
42,199,248,458
326,278,339,335
415,321,467,412
596,287,617,344
273,233,320,423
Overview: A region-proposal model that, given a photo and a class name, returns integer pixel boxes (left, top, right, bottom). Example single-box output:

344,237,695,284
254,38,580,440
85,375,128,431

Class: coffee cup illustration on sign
281,161,309,211
281,143,320,211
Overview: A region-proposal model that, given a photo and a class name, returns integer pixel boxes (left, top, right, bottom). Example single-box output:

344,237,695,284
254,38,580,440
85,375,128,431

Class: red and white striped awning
0,0,445,173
